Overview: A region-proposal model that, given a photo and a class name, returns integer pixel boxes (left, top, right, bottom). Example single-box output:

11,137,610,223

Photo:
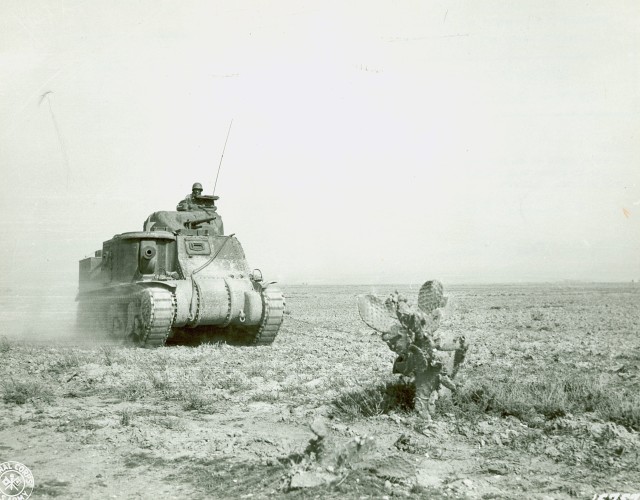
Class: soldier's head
192,182,203,197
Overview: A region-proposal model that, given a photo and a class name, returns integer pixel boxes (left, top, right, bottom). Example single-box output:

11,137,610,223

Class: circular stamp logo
0,461,34,499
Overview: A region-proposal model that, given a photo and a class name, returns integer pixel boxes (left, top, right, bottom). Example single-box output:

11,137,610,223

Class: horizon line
279,280,639,286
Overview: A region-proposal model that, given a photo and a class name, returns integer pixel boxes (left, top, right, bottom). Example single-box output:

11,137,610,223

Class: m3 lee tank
76,187,285,347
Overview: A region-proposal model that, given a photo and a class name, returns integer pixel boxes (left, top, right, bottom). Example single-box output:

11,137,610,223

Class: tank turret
76,191,285,347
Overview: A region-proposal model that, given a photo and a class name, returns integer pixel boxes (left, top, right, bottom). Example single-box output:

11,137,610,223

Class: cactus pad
357,295,397,334
418,280,445,313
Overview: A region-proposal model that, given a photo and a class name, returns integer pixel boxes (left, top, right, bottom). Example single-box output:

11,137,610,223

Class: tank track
79,285,280,347
77,287,175,347
251,287,285,346
138,287,176,348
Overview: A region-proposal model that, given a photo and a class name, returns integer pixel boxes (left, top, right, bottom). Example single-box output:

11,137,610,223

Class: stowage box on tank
76,190,285,347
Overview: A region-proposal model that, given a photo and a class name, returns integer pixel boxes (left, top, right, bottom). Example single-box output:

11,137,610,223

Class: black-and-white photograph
0,1,638,498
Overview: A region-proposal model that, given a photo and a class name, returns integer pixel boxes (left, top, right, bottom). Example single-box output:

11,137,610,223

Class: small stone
492,433,503,446
477,421,493,434
304,378,324,388
310,418,328,438
486,463,509,475
290,471,337,489
384,480,392,491
544,445,560,458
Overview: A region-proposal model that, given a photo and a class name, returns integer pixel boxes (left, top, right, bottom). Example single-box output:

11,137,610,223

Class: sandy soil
1,283,639,499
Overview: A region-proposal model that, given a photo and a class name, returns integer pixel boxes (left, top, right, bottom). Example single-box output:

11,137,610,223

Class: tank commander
177,182,218,212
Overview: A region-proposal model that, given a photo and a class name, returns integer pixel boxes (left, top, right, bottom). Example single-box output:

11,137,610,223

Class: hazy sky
1,0,638,288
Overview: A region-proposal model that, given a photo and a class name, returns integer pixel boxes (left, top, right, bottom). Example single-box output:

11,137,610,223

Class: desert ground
0,283,639,499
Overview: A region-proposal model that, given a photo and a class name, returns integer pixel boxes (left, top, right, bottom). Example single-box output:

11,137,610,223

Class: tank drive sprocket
135,287,176,348
252,287,285,345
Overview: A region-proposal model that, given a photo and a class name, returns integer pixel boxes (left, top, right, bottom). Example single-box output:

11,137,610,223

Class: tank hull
76,217,284,347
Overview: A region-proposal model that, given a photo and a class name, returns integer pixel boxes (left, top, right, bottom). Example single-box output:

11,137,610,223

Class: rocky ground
1,283,639,499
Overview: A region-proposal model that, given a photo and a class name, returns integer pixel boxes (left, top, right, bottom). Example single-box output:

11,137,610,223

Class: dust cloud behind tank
76,186,285,347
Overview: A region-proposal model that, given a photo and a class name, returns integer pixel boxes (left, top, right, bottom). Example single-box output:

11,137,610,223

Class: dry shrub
2,379,54,405
452,372,640,431
601,395,640,431
171,458,286,497
99,345,116,366
249,391,281,403
0,336,10,353
180,391,219,412
143,368,171,392
47,350,82,374
117,380,149,401
120,407,134,426
332,380,415,420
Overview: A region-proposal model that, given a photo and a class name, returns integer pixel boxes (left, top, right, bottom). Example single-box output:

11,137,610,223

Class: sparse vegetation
120,407,134,426
448,369,640,431
143,367,170,392
100,345,116,366
601,395,640,431
181,391,218,412
117,380,149,401
0,283,638,497
33,479,71,497
332,380,415,419
47,349,82,373
0,336,10,353
249,391,281,403
2,379,54,405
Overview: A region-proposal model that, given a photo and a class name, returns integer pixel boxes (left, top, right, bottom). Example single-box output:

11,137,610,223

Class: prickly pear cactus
358,280,468,420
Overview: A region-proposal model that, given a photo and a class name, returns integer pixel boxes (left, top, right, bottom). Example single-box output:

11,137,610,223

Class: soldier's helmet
192,182,203,192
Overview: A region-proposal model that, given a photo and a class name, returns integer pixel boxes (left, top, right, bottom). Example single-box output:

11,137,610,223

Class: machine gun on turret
185,216,216,229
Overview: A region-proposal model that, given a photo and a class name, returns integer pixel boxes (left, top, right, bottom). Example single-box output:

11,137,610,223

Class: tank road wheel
134,288,176,348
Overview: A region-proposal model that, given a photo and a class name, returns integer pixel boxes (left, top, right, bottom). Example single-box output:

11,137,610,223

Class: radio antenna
213,119,233,197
